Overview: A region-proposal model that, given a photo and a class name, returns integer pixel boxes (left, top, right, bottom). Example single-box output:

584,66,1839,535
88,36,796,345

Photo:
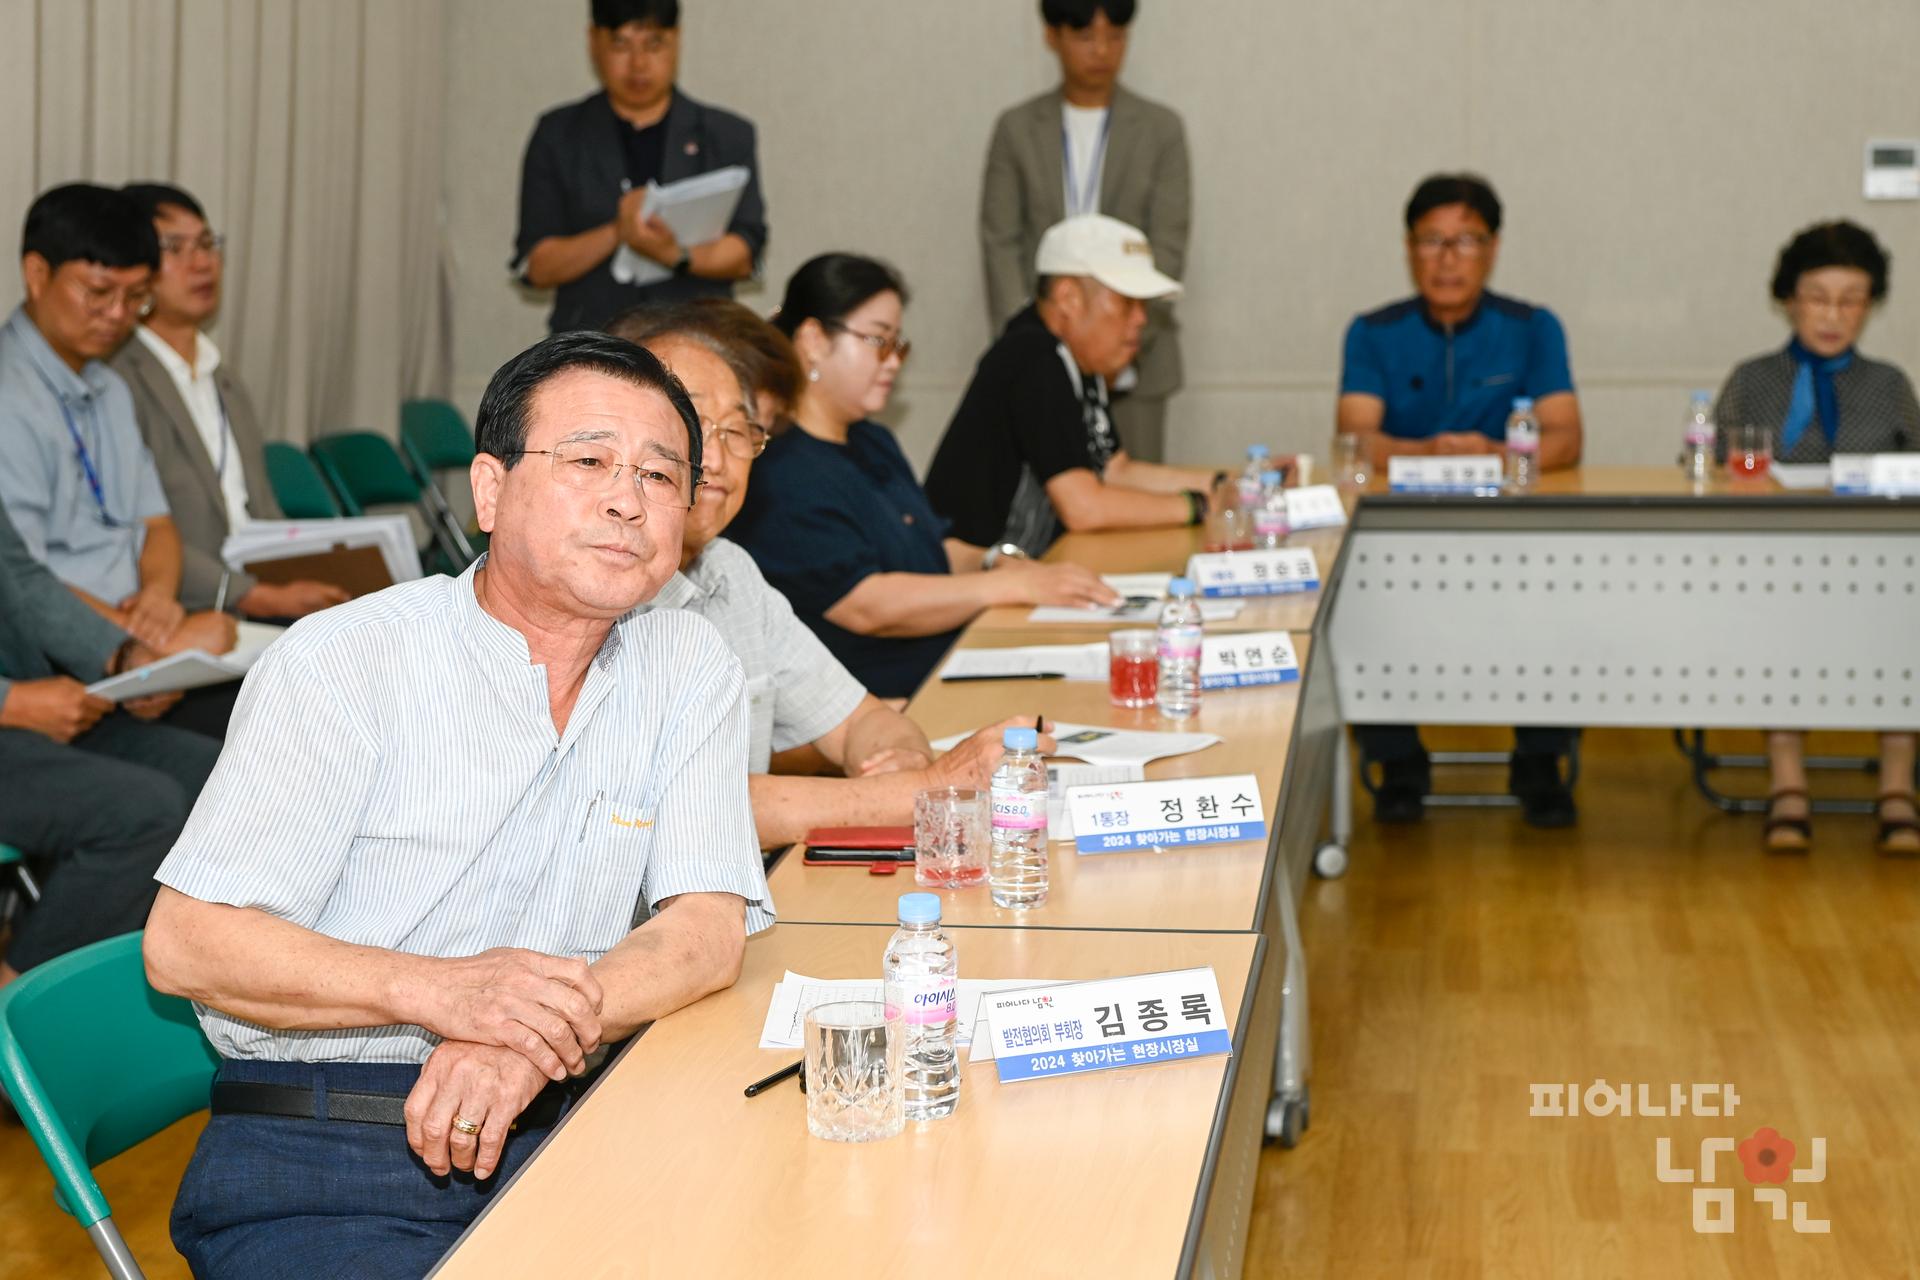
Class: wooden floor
4,728,1916,1277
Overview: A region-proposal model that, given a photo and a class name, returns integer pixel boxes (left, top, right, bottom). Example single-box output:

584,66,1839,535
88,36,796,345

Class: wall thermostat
1864,139,1920,200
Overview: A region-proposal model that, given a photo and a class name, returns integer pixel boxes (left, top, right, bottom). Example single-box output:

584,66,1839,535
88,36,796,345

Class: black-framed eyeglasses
516,441,704,509
1410,233,1492,259
701,415,770,460
826,323,911,363
159,231,226,258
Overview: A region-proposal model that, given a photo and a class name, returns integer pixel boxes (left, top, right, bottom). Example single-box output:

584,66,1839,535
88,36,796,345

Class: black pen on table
744,1060,802,1097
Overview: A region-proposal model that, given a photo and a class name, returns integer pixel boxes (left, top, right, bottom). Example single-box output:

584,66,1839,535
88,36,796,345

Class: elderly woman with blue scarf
1713,219,1919,855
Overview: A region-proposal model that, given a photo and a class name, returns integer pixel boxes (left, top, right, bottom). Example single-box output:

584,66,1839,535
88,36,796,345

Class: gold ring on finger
452,1114,482,1136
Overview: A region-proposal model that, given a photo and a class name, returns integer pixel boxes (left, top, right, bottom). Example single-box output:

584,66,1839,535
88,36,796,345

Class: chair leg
87,1218,146,1280
14,862,40,904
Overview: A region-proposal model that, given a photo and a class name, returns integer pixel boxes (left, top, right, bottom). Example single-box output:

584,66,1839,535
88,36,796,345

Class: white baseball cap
1034,214,1183,301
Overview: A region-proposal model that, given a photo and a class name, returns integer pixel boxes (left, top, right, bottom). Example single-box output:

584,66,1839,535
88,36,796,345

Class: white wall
444,0,1920,473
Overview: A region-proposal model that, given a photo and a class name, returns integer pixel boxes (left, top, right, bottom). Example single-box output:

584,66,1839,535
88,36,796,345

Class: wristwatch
670,247,692,275
1183,489,1209,526
981,542,1030,570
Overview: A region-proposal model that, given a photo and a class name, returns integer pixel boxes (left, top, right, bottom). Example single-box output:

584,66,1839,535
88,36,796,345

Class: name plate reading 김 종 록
1199,630,1300,690
984,966,1231,1083
1185,547,1320,598
1831,452,1920,496
1387,454,1503,493
1282,483,1349,530
1066,772,1267,855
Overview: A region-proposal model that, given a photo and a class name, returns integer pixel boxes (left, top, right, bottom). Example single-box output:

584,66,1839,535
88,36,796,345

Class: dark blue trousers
171,1059,571,1280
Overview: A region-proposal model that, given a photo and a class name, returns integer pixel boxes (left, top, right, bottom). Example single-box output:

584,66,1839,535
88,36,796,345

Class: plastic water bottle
1681,390,1715,488
1504,397,1539,492
883,892,960,1120
1156,576,1203,720
1253,469,1290,548
989,727,1049,909
1237,444,1270,516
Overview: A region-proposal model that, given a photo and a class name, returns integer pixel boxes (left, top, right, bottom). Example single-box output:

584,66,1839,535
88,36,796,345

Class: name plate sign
1066,772,1266,855
985,966,1231,1083
1185,547,1320,598
1283,483,1349,530
1200,629,1300,689
1832,453,1920,496
1388,455,1503,493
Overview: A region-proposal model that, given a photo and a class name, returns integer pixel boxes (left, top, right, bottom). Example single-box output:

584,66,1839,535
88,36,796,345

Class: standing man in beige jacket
980,0,1190,462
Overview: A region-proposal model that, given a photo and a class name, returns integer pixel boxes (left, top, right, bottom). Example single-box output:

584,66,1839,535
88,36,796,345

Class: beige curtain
0,0,449,446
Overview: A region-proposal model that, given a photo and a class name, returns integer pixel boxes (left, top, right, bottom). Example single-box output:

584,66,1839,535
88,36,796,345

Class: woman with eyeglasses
729,253,1116,697
1712,220,1919,854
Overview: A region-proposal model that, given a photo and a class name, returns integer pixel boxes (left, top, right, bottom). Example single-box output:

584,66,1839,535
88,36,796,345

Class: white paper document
1047,762,1146,840
758,971,1068,1053
934,721,1221,769
85,622,285,702
939,643,1108,682
1102,572,1172,599
1769,463,1831,491
610,166,751,286
222,515,423,585
1028,598,1243,625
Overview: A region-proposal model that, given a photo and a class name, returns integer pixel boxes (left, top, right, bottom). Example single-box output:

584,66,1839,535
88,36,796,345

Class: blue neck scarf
1781,337,1853,451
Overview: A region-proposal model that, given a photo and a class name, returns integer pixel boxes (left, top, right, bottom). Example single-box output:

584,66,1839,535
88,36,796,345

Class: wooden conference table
439,464,1884,1278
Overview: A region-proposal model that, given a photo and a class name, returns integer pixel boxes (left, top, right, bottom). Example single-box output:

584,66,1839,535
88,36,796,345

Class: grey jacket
979,84,1190,400
111,334,280,611
0,498,124,707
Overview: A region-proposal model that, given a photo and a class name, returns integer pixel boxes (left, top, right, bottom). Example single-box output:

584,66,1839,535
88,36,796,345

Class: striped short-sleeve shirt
156,560,772,1064
654,537,867,772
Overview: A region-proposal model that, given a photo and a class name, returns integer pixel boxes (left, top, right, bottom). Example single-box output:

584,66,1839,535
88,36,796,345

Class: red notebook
802,826,915,868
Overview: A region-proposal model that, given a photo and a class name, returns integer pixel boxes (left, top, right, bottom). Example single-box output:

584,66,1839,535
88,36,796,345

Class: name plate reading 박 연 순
1387,454,1503,493
1282,483,1349,530
1066,772,1267,855
1831,452,1920,496
1200,630,1300,690
984,966,1231,1083
1185,547,1320,598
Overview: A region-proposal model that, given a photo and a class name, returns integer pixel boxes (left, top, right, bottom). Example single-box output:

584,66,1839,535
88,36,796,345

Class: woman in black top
728,253,1116,698
1713,221,1918,854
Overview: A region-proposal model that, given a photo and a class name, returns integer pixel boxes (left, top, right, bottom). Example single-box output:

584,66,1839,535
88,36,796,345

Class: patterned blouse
1713,348,1920,464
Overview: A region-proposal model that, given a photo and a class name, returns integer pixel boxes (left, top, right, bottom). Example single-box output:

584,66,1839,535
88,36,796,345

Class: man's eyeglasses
1410,233,1493,260
517,441,703,509
159,231,226,258
827,323,911,363
70,276,153,319
701,415,770,460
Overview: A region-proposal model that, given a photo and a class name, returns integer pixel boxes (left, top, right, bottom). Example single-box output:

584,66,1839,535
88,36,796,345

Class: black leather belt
212,1070,597,1132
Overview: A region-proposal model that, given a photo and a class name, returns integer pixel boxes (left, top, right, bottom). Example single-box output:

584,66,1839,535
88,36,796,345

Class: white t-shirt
1061,102,1110,216
134,325,252,531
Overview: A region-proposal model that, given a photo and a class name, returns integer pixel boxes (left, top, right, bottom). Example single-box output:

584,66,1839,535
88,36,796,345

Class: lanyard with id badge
31,363,122,528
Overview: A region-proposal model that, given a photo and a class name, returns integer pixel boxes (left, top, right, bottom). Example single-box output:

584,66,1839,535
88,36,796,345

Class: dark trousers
1356,724,1580,766
172,1059,571,1280
165,680,243,740
0,714,221,971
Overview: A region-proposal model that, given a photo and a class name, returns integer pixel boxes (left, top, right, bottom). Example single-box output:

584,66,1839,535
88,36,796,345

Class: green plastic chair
399,400,483,566
310,432,468,574
262,441,342,519
0,931,218,1279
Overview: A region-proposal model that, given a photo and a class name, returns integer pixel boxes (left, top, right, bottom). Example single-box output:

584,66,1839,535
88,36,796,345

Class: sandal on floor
1764,788,1812,853
1876,791,1920,857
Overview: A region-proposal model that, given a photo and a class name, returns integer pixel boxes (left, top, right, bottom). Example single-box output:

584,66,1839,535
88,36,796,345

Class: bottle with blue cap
989,725,1049,909
1156,577,1203,719
1681,390,1715,489
1237,443,1272,516
884,892,960,1119
1504,396,1540,492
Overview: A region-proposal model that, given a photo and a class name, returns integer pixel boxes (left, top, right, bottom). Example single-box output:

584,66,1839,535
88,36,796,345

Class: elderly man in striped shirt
144,332,771,1279
609,300,1052,849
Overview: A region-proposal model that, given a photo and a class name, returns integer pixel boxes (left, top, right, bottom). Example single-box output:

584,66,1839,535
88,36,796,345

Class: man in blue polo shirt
1336,172,1583,828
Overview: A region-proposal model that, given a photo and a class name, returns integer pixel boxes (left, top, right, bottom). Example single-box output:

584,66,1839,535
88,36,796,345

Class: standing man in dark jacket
514,0,768,332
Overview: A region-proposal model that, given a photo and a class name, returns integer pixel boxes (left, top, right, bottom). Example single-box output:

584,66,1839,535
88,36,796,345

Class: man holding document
514,0,767,331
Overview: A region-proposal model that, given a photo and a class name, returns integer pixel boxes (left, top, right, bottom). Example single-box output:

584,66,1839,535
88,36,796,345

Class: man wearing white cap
925,214,1225,559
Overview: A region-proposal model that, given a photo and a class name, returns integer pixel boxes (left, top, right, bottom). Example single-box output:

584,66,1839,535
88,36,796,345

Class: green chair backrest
0,843,22,867
309,432,423,516
263,441,342,519
400,399,477,475
0,932,218,1227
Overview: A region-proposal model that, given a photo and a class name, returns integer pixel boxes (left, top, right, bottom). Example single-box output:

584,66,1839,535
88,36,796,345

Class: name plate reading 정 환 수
984,966,1231,1083
1185,547,1320,598
1066,772,1267,855
1387,454,1503,493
